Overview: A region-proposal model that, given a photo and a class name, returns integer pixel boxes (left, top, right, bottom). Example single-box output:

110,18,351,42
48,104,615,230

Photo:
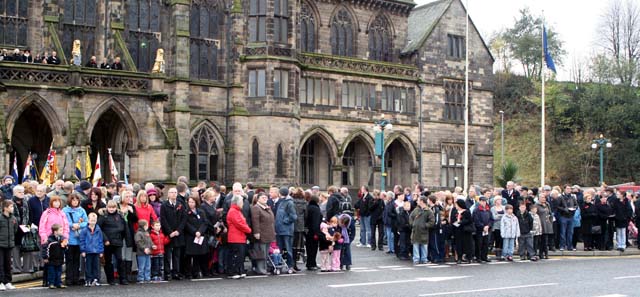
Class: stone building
0,0,494,190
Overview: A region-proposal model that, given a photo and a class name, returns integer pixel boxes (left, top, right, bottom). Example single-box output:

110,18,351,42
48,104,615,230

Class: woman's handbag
20,230,40,252
590,225,602,235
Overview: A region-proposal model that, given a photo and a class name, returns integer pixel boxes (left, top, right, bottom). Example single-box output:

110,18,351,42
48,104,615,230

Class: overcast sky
414,0,610,81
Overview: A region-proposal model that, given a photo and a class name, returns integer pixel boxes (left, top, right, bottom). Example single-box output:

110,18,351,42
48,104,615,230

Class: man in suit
46,51,61,65
501,181,520,211
355,185,372,248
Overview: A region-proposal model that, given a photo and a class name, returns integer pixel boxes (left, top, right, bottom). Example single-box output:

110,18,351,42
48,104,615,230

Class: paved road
7,246,640,297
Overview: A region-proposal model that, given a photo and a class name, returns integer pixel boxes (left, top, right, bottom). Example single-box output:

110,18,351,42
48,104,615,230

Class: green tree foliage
500,8,566,79
495,160,520,188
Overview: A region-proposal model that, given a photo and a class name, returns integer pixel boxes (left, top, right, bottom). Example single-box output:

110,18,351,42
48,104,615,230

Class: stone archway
384,140,412,189
299,133,336,188
10,105,53,181
341,135,374,188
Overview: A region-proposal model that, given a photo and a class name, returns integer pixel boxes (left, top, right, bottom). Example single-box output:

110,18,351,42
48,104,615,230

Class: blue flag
11,156,19,186
543,26,556,73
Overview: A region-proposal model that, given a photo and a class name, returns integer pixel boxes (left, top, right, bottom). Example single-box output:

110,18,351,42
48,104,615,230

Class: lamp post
373,115,393,191
591,134,612,186
499,110,504,167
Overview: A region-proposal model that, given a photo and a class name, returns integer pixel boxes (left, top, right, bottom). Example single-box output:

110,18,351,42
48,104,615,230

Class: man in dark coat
325,186,342,220
28,185,50,229
368,192,385,251
160,188,186,280
501,181,520,211
355,186,372,247
111,57,123,70
46,51,61,65
304,195,322,271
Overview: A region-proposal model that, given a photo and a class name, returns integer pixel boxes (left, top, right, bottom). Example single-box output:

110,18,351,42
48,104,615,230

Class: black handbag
21,230,40,252
591,225,602,235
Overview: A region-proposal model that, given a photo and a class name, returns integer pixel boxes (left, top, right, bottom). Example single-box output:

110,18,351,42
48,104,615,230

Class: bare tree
598,0,640,85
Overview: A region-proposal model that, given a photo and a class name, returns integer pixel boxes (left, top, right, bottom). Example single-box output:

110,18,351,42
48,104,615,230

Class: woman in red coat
226,195,251,279
135,191,158,232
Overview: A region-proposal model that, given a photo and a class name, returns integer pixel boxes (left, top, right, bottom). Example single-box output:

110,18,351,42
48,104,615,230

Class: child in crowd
0,200,18,291
80,213,104,286
318,218,335,272
150,221,170,282
42,224,67,289
339,214,355,271
530,205,543,260
500,205,519,261
134,220,153,283
331,219,343,272
516,203,537,261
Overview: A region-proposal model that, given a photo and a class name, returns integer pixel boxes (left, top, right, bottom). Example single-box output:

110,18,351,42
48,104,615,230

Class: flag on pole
92,152,102,187
85,150,92,181
22,153,35,182
108,148,118,183
39,146,58,186
11,155,19,185
75,156,82,180
543,26,556,73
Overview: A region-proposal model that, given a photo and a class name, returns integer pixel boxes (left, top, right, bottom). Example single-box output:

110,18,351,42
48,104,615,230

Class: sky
414,0,610,81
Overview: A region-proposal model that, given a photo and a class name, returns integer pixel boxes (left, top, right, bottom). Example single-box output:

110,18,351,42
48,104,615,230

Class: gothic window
440,144,464,188
447,34,465,59
62,0,97,62
330,9,354,57
444,80,470,122
248,69,266,97
368,15,391,62
0,0,28,47
251,138,259,168
300,138,314,185
274,0,288,43
190,0,222,80
127,0,160,72
273,69,289,98
341,144,355,186
248,0,267,42
276,144,285,177
299,2,315,52
300,77,335,105
381,86,415,113
341,81,375,109
189,125,220,182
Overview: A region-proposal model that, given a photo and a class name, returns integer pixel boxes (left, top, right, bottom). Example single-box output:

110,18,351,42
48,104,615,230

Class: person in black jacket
184,197,209,279
472,197,493,263
596,195,614,250
383,192,397,254
428,196,445,263
85,56,98,68
97,201,126,285
368,191,385,251
111,56,123,70
304,195,322,270
117,191,138,284
454,199,473,264
325,186,343,221
355,186,372,247
516,203,537,261
395,201,412,260
160,188,187,280
612,191,633,251
581,193,598,251
46,51,61,65
501,181,520,211
41,224,66,289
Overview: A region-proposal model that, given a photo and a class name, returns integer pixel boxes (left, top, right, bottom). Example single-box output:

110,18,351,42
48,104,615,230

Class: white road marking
419,283,559,296
318,271,345,274
278,273,307,277
613,275,640,280
329,276,469,288
350,267,370,270
428,265,451,268
245,275,269,279
391,267,415,270
414,263,439,267
378,265,402,268
191,277,223,282
487,261,509,265
458,263,480,266
352,269,380,273
592,295,628,297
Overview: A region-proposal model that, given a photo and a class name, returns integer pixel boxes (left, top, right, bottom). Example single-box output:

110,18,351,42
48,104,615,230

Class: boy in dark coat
395,201,412,260
516,203,537,261
42,224,67,289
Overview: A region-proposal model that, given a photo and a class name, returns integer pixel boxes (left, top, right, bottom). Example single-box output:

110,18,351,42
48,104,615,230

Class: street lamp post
591,134,612,185
374,115,392,191
499,110,504,167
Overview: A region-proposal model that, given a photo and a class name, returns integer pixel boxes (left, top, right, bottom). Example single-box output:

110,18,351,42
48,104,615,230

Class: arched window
276,144,284,177
251,138,259,168
299,1,315,52
330,9,354,57
190,0,222,80
0,0,28,47
62,0,97,62
189,125,220,182
368,15,392,62
127,0,161,72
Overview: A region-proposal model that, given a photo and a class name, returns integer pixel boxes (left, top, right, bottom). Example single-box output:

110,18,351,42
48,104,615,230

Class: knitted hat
79,180,92,191
146,188,158,196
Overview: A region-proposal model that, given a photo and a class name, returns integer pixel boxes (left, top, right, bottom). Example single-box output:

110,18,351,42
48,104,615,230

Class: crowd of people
0,176,638,291
0,48,124,70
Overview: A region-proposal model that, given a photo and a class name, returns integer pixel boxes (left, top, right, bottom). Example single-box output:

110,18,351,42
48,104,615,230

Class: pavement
6,244,640,297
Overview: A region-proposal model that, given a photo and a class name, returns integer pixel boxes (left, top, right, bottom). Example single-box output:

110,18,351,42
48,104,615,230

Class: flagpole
463,0,470,193
541,18,546,188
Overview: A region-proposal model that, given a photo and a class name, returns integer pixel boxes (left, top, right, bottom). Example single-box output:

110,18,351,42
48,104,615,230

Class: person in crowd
62,194,88,286
396,201,412,261
580,192,598,251
85,56,98,68
339,213,355,270
81,188,106,217
29,185,50,234
428,195,445,263
530,205,542,259
0,176,14,200
134,219,153,284
111,56,123,70
22,49,32,63
39,197,69,245
409,196,435,265
305,195,322,271
274,187,297,274
79,212,103,287
292,188,307,272
596,193,614,250
46,51,60,65
11,185,36,274
516,203,537,261
251,193,275,275
160,187,186,281
184,196,208,279
325,186,342,223
226,195,251,279
0,200,18,291
501,204,519,262
100,58,111,69
147,188,162,218
383,191,396,254
98,201,126,285
117,190,138,284
318,217,335,272
612,190,633,252
318,192,328,219
490,195,505,260
557,185,578,251
472,196,492,263
536,192,554,258
355,186,372,248
149,220,169,282
330,217,343,272
454,199,473,264
501,181,520,211
41,224,66,289
134,190,158,232
443,193,457,261
368,191,385,251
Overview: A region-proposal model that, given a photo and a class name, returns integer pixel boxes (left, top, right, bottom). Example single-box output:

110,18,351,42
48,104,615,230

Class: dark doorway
89,109,129,184
10,105,53,181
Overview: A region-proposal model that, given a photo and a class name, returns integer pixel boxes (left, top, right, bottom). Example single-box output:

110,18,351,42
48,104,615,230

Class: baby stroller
267,242,289,275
